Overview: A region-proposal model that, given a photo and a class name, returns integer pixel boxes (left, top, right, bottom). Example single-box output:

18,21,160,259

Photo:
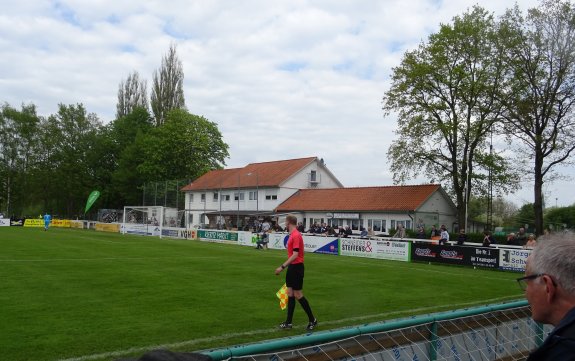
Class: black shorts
286,263,304,290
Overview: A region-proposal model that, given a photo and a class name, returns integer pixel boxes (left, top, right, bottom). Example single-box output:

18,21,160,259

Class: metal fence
206,300,545,361
141,179,191,209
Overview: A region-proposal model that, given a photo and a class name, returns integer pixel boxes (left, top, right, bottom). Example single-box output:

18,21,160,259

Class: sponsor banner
161,227,181,238
178,229,197,240
0,217,10,227
267,233,339,255
95,223,120,233
52,219,71,228
24,218,44,227
411,244,500,268
237,231,256,246
122,223,161,236
10,218,24,226
499,248,531,272
70,220,84,229
197,229,238,242
340,239,410,261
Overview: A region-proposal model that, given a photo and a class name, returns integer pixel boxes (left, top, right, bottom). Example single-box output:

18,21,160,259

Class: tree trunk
533,151,544,236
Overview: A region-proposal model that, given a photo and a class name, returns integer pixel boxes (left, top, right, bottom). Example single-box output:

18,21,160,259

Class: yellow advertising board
95,223,120,233
24,219,44,227
70,221,84,229
52,219,71,228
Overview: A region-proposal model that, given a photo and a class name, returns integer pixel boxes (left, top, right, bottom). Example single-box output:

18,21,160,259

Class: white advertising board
340,238,410,262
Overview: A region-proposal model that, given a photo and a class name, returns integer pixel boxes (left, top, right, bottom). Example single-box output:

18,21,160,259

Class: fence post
535,322,545,347
430,321,438,361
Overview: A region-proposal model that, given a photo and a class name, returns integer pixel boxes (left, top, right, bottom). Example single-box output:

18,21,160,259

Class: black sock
298,296,315,322
286,296,296,323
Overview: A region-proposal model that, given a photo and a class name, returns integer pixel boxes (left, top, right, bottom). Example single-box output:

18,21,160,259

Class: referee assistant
275,214,318,330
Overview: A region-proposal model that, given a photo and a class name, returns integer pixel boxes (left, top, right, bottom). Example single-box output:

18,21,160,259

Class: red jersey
287,228,304,264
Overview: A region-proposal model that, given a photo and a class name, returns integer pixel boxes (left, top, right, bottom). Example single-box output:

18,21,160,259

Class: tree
499,1,575,236
38,104,104,217
0,103,42,216
383,6,518,229
109,107,154,207
544,205,575,230
116,71,148,119
514,203,536,229
136,109,229,181
150,44,186,126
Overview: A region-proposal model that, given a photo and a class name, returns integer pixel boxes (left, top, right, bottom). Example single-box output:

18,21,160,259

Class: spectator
516,227,528,246
430,225,441,240
507,232,519,246
519,233,575,360
482,230,494,247
525,234,537,249
393,224,406,239
438,225,449,245
360,227,368,238
416,227,426,239
456,229,467,245
296,222,305,233
344,225,352,238
256,219,271,249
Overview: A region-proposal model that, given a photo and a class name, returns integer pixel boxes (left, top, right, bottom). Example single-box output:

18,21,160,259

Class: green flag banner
84,190,100,214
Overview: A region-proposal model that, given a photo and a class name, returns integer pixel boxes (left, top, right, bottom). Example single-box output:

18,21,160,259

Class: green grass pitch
0,227,525,361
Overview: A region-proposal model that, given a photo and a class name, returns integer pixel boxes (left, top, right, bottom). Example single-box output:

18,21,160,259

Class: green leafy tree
0,103,42,216
544,205,575,230
150,44,186,126
514,203,535,229
499,0,575,235
116,71,148,119
136,109,229,181
109,107,154,207
383,6,518,228
38,104,104,217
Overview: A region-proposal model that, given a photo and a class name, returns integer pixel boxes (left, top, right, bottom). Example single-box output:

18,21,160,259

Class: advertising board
340,238,410,261
499,248,531,272
411,244,500,268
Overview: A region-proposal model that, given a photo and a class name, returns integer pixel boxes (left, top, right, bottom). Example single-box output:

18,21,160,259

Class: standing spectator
275,215,317,331
430,225,441,240
516,227,528,246
393,224,406,239
525,234,537,249
519,233,575,360
416,227,426,239
456,229,468,245
438,225,449,245
343,225,352,238
296,222,305,233
507,233,519,246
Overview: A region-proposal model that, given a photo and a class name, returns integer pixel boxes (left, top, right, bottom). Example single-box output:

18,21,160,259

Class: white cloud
3,0,573,207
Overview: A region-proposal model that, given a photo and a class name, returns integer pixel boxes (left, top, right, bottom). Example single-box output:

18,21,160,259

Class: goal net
122,206,177,238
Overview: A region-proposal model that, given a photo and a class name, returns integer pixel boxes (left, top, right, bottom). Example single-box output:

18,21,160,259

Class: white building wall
415,190,457,231
282,160,342,190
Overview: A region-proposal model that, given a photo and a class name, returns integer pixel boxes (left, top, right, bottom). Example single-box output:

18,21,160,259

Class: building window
249,191,258,200
223,194,230,201
265,195,277,200
201,193,206,203
367,219,388,232
234,192,244,201
310,170,317,182
213,192,218,201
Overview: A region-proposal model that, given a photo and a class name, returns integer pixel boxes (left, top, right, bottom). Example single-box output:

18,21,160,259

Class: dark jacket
527,307,575,361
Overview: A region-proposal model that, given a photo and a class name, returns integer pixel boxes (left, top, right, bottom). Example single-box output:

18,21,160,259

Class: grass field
0,227,525,361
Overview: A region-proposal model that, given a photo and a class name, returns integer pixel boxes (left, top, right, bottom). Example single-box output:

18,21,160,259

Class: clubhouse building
181,157,457,233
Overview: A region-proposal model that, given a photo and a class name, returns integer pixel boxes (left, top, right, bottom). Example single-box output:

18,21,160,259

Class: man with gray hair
517,233,575,360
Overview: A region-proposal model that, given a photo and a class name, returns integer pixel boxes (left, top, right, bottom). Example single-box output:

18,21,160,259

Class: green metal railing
205,299,532,361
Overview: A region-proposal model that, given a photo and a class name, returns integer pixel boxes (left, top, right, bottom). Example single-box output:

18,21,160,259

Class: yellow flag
276,283,288,310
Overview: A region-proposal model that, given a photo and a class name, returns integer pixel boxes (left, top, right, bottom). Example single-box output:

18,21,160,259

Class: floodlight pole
237,172,240,229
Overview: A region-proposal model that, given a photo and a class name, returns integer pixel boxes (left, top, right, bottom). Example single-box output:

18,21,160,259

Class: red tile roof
275,184,442,212
181,157,318,191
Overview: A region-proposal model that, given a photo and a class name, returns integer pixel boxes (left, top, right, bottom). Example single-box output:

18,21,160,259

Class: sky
1,0,573,208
